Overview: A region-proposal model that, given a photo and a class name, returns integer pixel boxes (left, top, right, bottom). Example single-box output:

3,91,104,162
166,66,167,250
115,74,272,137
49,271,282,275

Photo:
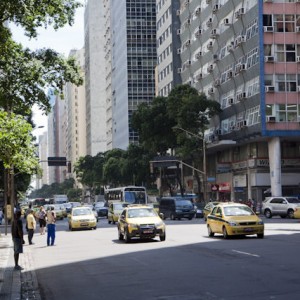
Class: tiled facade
175,0,300,203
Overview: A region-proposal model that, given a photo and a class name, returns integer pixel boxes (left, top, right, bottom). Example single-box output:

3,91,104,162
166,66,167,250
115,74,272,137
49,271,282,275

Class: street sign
47,157,67,166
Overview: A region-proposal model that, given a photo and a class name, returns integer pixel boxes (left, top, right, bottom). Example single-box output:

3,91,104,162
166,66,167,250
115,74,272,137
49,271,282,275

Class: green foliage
0,110,39,172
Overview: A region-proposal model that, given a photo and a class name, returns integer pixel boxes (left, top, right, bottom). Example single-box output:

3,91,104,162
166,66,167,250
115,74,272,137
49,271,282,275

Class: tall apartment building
156,0,182,97
105,0,157,149
65,48,87,186
175,0,300,203
84,0,107,155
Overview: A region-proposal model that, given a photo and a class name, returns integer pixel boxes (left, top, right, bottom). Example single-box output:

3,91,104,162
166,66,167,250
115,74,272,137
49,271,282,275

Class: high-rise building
65,48,87,185
156,0,182,97
84,0,107,155
175,0,300,203
106,0,157,149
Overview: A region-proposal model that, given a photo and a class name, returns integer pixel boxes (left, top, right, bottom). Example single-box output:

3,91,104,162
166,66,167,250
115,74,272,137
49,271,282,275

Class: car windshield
127,208,157,218
73,208,92,216
95,202,105,208
124,191,146,204
287,198,300,203
224,206,254,216
175,200,193,207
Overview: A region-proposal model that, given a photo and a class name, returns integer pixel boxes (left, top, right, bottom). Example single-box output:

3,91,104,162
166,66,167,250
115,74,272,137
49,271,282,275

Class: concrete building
156,0,182,97
84,0,107,155
65,48,87,185
106,0,157,149
177,0,300,204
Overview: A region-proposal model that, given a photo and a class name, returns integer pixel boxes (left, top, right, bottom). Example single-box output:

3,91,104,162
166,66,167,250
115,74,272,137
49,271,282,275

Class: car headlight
257,220,264,225
155,221,164,227
228,221,238,226
128,223,138,230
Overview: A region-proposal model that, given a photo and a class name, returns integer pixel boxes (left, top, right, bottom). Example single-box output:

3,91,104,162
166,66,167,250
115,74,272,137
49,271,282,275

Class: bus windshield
124,191,146,204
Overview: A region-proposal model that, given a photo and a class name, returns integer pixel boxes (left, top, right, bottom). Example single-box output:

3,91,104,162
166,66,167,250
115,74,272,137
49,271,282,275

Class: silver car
262,197,300,218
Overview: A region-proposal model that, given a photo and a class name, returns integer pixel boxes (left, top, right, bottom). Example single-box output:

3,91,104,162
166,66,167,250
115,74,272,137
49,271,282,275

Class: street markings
232,249,260,257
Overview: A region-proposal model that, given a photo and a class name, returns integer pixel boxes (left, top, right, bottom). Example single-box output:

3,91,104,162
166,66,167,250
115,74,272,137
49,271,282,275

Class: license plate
244,228,253,232
80,223,88,226
143,230,153,234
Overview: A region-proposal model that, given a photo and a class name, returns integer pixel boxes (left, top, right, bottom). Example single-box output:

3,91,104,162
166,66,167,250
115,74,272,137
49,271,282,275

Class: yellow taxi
117,205,166,243
207,202,264,239
203,201,220,221
294,207,300,219
108,202,129,224
68,206,97,231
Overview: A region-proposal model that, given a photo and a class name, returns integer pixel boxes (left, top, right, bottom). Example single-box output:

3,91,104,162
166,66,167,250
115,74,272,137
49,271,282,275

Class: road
26,216,300,300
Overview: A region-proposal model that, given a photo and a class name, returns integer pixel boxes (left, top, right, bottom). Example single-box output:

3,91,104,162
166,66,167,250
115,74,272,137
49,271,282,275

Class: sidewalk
0,226,41,300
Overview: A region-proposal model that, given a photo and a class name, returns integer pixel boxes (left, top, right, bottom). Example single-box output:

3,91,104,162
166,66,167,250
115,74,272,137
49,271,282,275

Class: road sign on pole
47,157,67,166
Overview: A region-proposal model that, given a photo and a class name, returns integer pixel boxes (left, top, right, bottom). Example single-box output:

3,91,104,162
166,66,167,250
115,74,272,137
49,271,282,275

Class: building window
276,44,296,62
276,74,297,92
274,14,295,32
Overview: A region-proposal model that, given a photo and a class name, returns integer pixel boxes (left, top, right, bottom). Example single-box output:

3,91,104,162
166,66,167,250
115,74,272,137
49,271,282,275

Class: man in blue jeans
46,206,56,246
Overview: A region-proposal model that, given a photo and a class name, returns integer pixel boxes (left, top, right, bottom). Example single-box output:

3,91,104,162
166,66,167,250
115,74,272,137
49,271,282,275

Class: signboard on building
218,182,231,192
216,163,231,173
233,174,247,187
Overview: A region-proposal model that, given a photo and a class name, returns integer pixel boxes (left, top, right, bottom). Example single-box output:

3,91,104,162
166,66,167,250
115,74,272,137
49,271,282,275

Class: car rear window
224,206,254,216
287,198,300,203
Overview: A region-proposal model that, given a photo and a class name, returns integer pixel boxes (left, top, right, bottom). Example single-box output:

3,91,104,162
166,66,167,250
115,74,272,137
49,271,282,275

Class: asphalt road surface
26,217,300,300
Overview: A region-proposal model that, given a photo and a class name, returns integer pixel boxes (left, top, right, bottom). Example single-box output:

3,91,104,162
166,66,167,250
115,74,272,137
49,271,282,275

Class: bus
104,186,148,205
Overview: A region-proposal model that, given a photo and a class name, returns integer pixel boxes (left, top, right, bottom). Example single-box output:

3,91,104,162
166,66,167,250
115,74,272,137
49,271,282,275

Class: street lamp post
173,126,207,202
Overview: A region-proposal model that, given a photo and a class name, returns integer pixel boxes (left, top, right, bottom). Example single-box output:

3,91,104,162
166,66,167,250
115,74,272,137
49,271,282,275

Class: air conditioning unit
224,18,230,25
235,7,245,18
296,26,300,33
264,26,274,32
236,92,247,101
235,64,246,74
226,70,233,79
186,60,192,66
176,10,181,16
207,41,213,50
195,51,202,59
177,29,181,35
212,4,219,13
214,79,221,87
207,64,214,73
297,86,300,92
296,56,300,62
234,35,245,47
177,48,182,54
240,120,247,128
186,19,191,26
177,68,183,74
195,73,203,81
207,65,214,73
206,18,213,27
227,44,234,52
211,28,219,38
195,7,201,15
266,116,276,123
208,87,214,95
195,29,202,37
228,98,234,105
185,39,191,46
265,56,275,62
265,86,275,92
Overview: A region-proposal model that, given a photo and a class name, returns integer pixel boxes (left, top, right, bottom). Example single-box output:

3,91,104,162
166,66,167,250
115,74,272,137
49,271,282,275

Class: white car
262,197,300,218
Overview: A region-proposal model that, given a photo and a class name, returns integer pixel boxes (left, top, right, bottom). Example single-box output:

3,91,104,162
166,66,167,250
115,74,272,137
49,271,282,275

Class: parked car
108,202,129,224
159,197,195,220
203,202,220,221
94,202,108,218
194,202,205,218
262,196,300,218
207,202,264,239
68,206,97,231
117,205,166,243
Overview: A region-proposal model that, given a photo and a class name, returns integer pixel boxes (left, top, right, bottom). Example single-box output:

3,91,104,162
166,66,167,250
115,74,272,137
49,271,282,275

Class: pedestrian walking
46,206,56,246
11,210,25,270
38,206,47,235
26,209,36,245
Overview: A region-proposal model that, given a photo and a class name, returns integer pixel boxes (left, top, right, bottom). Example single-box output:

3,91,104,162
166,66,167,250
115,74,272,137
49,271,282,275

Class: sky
10,2,86,136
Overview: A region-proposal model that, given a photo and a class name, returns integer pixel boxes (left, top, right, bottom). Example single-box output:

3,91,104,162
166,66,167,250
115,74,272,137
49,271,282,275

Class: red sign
218,182,231,192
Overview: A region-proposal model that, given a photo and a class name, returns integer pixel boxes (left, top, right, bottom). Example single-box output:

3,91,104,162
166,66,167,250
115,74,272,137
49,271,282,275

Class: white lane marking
232,250,260,257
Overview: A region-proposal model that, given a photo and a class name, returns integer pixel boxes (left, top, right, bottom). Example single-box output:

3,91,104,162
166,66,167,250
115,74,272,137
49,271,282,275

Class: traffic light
67,162,72,173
